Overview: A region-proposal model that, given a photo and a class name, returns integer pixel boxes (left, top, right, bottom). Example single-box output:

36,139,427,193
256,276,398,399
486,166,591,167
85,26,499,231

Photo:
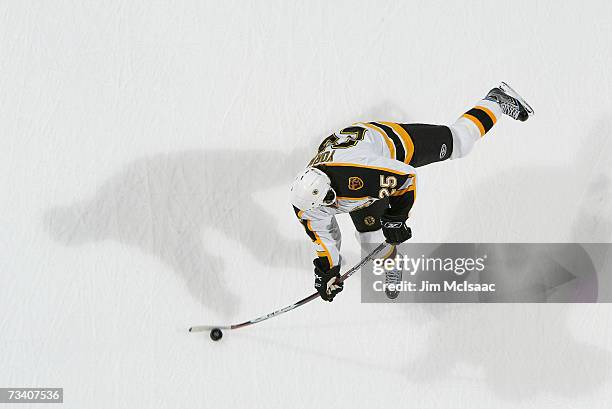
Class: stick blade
188,325,226,333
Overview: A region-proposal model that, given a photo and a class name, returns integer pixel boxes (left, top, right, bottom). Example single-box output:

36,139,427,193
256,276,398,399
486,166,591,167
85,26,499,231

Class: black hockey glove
313,258,343,302
380,213,412,244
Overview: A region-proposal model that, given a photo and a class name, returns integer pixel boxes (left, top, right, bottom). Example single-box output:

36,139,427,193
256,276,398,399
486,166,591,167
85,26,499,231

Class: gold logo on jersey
348,176,364,191
364,216,376,226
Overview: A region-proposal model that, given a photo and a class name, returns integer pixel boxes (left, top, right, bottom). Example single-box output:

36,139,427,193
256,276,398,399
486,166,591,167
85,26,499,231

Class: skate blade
500,82,535,116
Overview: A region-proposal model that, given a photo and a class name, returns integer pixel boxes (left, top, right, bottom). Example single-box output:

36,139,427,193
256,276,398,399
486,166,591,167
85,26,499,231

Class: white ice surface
2,1,612,408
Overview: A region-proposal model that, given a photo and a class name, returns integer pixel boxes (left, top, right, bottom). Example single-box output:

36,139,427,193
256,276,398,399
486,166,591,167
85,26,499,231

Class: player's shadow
402,117,612,400
42,101,408,318
43,147,315,316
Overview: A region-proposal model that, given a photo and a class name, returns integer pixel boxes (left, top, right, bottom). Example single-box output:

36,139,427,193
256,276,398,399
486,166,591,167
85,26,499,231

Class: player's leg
394,83,533,164
398,123,454,168
449,82,534,159
349,199,401,299
447,99,501,159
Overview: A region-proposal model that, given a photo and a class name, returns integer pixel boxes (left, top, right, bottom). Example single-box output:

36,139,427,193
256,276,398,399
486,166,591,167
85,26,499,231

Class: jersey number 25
378,175,397,198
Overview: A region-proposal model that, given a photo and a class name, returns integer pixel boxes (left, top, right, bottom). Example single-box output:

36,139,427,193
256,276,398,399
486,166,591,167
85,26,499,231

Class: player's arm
293,206,341,268
388,175,416,219
293,207,344,301
363,156,416,244
364,156,417,218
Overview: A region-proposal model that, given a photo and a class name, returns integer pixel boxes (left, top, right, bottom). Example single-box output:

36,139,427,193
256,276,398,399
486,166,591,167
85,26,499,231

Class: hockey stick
188,242,388,334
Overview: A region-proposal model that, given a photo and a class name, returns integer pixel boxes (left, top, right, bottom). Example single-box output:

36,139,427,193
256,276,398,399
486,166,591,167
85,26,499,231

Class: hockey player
289,82,533,301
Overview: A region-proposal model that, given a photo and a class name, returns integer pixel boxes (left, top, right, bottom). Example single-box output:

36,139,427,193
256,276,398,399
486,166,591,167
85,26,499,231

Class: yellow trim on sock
475,105,497,125
462,113,485,137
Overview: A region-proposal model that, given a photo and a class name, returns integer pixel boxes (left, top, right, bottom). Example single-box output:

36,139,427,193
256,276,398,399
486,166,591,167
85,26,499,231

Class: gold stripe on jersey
369,122,406,162
359,122,396,159
308,220,333,267
294,206,335,267
390,174,416,202
391,183,415,195
379,122,415,165
323,162,410,176
390,187,412,196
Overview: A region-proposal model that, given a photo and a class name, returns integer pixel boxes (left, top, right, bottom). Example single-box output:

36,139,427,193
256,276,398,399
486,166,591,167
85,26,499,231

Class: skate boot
485,82,534,122
384,266,402,300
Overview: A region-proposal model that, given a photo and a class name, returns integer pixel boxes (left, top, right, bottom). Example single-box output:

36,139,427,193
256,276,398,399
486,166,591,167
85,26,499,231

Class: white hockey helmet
289,167,336,211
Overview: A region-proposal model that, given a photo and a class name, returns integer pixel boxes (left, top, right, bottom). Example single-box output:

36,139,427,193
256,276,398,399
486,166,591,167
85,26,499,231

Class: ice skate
485,81,534,122
384,266,402,300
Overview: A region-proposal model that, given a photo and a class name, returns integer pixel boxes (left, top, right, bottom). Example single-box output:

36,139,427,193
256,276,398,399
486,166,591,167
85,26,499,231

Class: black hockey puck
210,328,223,341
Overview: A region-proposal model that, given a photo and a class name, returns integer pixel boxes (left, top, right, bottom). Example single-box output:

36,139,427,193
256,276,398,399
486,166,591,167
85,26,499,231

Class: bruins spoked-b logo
348,176,364,191
364,216,376,226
